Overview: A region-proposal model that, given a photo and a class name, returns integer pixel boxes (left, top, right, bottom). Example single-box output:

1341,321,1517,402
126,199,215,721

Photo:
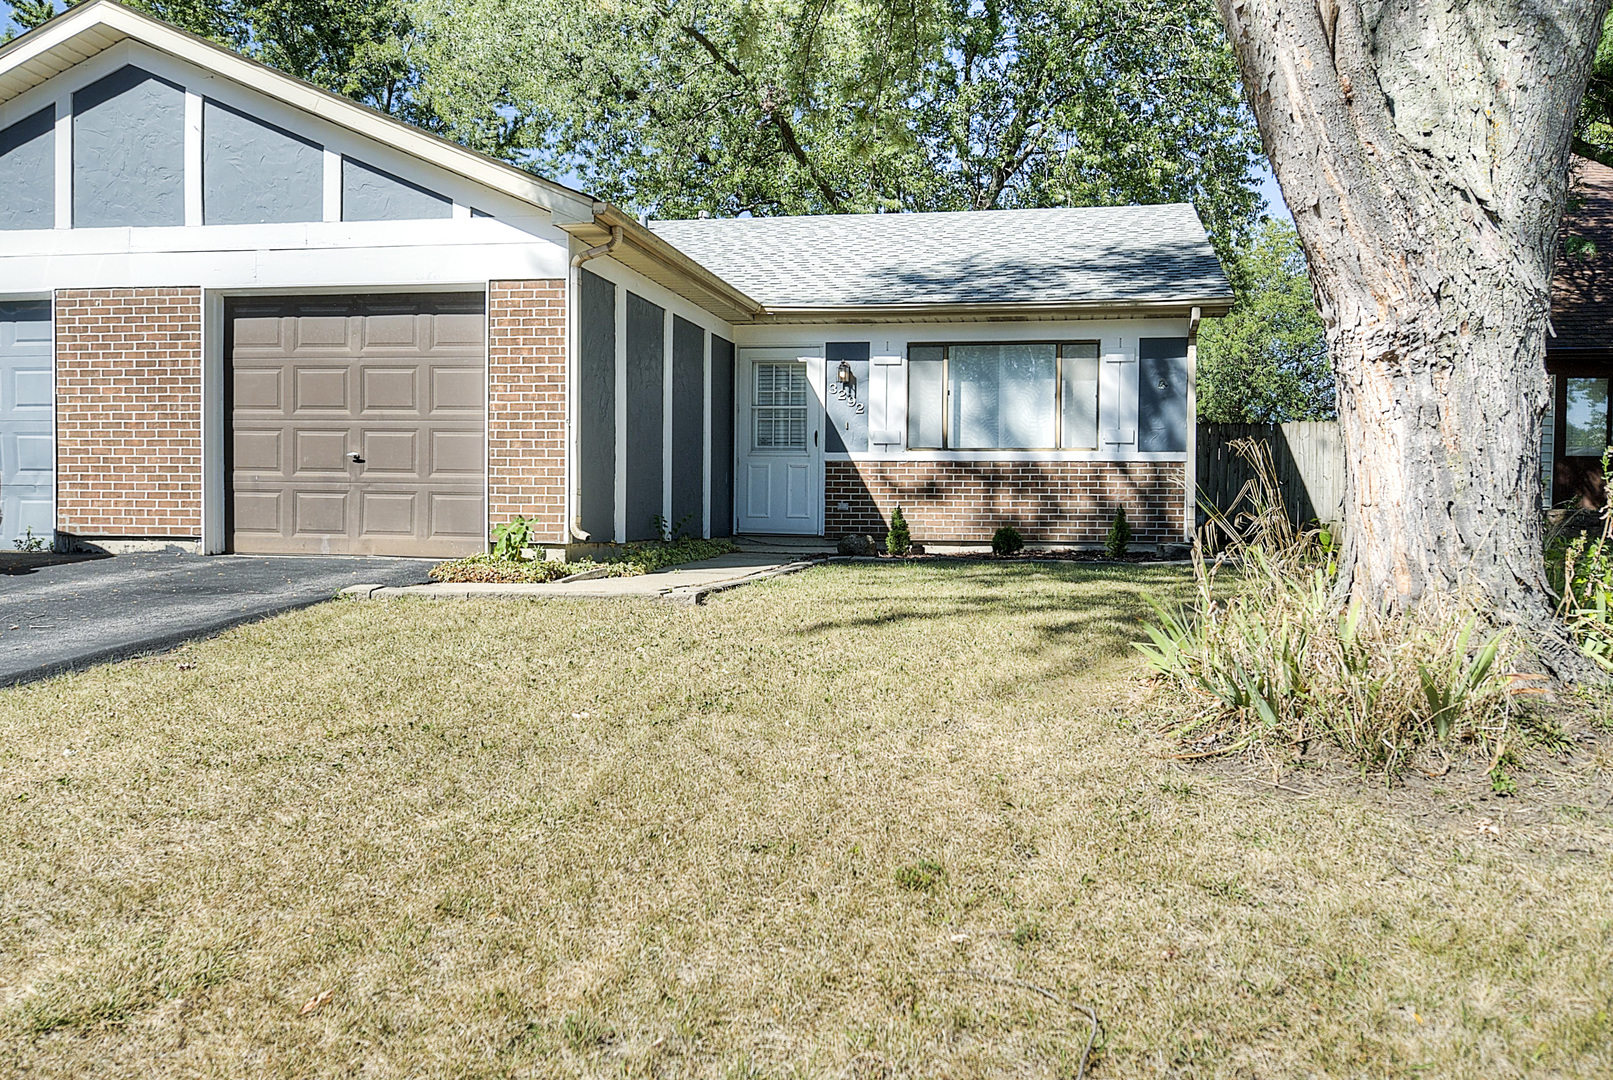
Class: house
0,0,1232,557
1548,157,1613,510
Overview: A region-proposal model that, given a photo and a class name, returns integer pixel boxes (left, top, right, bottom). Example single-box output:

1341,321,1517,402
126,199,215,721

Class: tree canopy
1196,220,1331,424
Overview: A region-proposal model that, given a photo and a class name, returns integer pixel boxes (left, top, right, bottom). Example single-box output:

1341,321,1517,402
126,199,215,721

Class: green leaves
1196,220,1333,424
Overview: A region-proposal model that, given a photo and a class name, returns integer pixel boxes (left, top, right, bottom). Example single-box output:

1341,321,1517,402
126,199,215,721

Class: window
1566,377,1610,456
907,342,1100,449
752,362,808,450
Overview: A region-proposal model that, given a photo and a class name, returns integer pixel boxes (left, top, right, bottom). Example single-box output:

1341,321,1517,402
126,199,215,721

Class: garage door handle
347,451,364,463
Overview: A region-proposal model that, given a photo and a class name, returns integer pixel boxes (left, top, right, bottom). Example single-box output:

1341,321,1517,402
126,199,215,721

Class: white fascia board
0,1,597,224
0,240,566,293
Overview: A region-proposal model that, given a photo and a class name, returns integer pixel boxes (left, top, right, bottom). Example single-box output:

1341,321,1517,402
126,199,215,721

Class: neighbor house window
907,342,1099,449
1565,377,1610,456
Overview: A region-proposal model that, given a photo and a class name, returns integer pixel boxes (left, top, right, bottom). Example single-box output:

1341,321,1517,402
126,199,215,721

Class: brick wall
487,280,568,541
824,459,1188,545
54,288,203,537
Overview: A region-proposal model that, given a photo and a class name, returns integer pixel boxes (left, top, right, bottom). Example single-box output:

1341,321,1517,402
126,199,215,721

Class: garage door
0,301,54,550
227,294,485,557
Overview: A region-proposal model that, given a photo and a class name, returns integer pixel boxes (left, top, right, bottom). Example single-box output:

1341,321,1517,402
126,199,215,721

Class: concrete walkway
343,551,825,604
0,552,432,686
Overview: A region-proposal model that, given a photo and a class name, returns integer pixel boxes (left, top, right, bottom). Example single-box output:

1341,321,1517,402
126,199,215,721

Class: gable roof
651,204,1233,319
1553,157,1613,353
0,0,761,322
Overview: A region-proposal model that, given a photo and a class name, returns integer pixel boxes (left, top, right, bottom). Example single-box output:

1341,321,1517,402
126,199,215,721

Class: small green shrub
1554,449,1613,671
490,516,535,561
1105,506,1132,559
886,506,911,556
893,859,944,893
991,525,1025,555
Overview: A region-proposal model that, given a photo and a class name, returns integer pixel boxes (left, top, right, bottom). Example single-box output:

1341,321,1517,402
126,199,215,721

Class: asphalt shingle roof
649,204,1231,310
1553,157,1613,352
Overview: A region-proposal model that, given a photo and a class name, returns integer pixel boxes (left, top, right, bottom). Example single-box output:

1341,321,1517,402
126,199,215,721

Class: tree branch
682,23,847,211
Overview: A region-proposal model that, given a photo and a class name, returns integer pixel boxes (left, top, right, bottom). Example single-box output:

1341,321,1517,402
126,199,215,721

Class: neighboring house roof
651,204,1233,319
1553,157,1613,354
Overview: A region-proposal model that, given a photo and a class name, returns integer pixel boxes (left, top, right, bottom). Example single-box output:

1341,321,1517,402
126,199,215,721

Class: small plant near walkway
885,506,911,556
1104,506,1132,559
430,534,738,584
1138,440,1528,778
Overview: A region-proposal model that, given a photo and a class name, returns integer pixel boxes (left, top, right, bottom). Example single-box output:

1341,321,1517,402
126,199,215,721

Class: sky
1,0,1292,225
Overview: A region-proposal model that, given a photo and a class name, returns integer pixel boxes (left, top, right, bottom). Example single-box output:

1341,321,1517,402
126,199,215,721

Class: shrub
430,538,739,584
490,515,535,561
886,506,911,556
1136,439,1522,779
1105,506,1132,559
991,525,1025,556
1553,449,1613,672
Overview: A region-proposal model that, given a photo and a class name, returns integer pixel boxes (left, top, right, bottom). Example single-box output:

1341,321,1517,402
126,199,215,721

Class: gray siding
1139,337,1190,454
73,66,185,228
203,99,323,225
341,157,452,221
625,292,666,541
0,107,54,230
825,341,870,454
577,268,616,541
710,336,735,537
671,315,705,532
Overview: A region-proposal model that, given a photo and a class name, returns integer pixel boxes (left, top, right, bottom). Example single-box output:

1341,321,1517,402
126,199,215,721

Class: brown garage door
227,293,486,557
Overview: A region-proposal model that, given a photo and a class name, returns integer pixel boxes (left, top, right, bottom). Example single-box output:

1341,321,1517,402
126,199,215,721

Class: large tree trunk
1215,0,1610,677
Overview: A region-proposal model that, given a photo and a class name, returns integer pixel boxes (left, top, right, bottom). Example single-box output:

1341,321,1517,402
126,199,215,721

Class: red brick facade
54,288,204,537
824,459,1188,545
487,280,568,541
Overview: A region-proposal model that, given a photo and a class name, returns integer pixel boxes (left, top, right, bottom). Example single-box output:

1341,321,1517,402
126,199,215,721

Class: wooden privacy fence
1196,421,1345,530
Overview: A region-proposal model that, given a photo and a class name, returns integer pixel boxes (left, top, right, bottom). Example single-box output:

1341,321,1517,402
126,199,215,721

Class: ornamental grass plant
1138,440,1524,778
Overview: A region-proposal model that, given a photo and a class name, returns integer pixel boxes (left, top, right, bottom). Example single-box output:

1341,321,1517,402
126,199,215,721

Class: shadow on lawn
790,561,1193,673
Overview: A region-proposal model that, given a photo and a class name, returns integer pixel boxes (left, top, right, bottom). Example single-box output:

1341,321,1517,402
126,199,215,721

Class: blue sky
1,0,1291,222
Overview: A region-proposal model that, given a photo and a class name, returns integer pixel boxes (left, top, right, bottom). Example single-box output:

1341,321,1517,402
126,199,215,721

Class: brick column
54,288,203,538
487,280,568,542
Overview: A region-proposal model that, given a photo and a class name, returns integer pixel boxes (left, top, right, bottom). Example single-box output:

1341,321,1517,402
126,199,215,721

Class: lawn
2,561,1610,1078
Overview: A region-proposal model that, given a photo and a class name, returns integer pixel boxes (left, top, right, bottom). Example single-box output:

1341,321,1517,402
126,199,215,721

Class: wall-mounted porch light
837,360,856,387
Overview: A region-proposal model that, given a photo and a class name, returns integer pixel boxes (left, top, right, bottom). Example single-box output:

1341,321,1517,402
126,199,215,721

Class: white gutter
565,225,623,542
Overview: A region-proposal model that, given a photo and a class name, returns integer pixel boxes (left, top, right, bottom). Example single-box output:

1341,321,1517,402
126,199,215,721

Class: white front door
736,348,823,534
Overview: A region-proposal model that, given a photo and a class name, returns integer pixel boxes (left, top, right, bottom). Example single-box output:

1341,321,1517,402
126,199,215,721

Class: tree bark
1215,0,1611,677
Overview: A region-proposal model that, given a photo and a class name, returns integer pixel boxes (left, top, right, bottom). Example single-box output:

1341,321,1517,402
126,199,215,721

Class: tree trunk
1215,0,1610,677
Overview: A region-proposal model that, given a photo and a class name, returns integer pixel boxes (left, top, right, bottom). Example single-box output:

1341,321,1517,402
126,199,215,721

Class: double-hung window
907,342,1100,450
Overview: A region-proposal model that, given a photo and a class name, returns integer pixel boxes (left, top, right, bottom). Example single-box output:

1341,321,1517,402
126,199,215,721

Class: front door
736,348,823,534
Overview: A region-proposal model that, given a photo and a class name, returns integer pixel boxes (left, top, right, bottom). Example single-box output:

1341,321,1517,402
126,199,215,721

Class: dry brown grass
1,561,1610,1078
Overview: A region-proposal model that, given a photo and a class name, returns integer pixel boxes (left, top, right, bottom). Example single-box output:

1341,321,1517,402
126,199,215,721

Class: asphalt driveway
0,552,433,686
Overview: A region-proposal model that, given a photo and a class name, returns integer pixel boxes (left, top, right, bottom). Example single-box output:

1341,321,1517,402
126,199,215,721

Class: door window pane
753,362,807,450
1566,377,1609,456
949,344,1056,449
907,349,944,448
1060,342,1100,449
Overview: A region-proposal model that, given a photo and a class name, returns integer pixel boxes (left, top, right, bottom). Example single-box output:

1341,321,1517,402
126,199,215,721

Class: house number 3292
828,382,865,414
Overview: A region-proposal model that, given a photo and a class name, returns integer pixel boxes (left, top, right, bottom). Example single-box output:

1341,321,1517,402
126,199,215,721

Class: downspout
566,225,623,541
